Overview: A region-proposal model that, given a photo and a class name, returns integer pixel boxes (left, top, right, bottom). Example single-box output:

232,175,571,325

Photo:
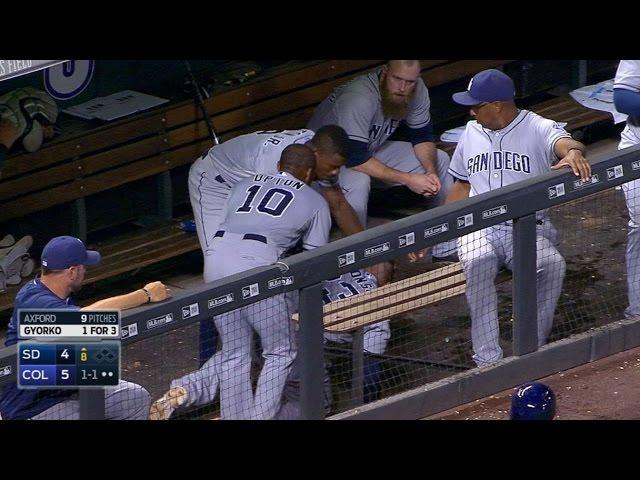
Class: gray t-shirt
307,67,431,156
219,171,331,256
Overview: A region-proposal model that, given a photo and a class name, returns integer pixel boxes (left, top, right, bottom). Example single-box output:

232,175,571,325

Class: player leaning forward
446,69,591,367
188,127,358,364
168,144,335,420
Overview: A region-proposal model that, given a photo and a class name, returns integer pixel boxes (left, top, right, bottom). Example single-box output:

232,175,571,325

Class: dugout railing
1,144,639,419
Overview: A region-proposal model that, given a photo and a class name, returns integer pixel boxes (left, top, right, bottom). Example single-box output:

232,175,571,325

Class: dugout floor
426,344,640,420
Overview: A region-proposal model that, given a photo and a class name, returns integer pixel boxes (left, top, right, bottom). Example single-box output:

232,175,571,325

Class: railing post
298,283,325,420
71,198,87,243
572,60,588,89
350,328,364,408
79,389,105,420
157,171,173,220
512,214,538,356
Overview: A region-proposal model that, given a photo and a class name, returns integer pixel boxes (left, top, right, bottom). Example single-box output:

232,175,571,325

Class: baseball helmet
510,381,556,420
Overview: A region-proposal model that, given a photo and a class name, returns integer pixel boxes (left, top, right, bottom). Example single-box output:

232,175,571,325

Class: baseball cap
41,236,101,270
452,69,516,106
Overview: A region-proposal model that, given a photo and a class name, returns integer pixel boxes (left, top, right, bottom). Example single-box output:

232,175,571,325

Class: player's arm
336,92,438,195
613,60,640,116
550,138,590,180
614,88,640,116
301,201,332,251
352,155,438,195
318,186,364,236
405,80,441,194
412,141,441,194
81,281,171,311
444,138,471,203
406,176,468,264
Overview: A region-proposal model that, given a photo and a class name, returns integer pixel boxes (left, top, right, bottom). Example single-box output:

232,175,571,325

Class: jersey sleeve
332,92,376,143
532,115,572,163
614,60,640,92
404,79,431,129
447,128,469,181
302,200,331,250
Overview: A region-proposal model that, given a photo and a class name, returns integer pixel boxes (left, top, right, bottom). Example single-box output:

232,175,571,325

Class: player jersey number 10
237,186,295,217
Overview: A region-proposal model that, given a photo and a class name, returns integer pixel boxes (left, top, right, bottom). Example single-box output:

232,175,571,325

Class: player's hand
551,149,591,180
365,261,395,286
144,281,172,302
405,173,441,196
407,248,428,263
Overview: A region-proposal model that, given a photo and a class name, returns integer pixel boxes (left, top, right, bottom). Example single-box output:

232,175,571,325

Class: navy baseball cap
41,236,101,270
452,69,516,106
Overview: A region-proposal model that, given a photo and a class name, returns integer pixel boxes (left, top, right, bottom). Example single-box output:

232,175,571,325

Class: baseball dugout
1,143,639,419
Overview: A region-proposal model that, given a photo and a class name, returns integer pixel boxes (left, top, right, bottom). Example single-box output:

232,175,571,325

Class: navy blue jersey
0,277,78,420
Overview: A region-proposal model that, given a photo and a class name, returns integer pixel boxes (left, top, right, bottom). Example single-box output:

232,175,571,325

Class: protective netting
324,184,635,416
7,183,635,420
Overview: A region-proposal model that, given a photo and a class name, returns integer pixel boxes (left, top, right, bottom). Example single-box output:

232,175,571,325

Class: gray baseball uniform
449,109,570,366
323,270,390,355
205,172,331,419
188,129,316,283
307,67,455,256
615,60,640,317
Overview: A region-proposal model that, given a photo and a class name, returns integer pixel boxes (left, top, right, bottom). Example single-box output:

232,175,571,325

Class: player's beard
380,87,413,120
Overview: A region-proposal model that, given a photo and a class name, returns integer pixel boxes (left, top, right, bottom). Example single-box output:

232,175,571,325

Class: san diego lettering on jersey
253,174,305,190
467,151,531,176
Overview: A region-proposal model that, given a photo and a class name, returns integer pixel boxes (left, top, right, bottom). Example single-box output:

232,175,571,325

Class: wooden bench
530,95,614,139
293,262,511,333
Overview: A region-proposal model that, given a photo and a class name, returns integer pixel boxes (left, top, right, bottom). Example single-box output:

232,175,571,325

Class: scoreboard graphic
18,342,120,388
17,310,121,389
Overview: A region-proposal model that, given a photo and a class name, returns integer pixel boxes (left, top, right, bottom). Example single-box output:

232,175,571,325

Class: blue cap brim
452,91,482,106
84,250,101,266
